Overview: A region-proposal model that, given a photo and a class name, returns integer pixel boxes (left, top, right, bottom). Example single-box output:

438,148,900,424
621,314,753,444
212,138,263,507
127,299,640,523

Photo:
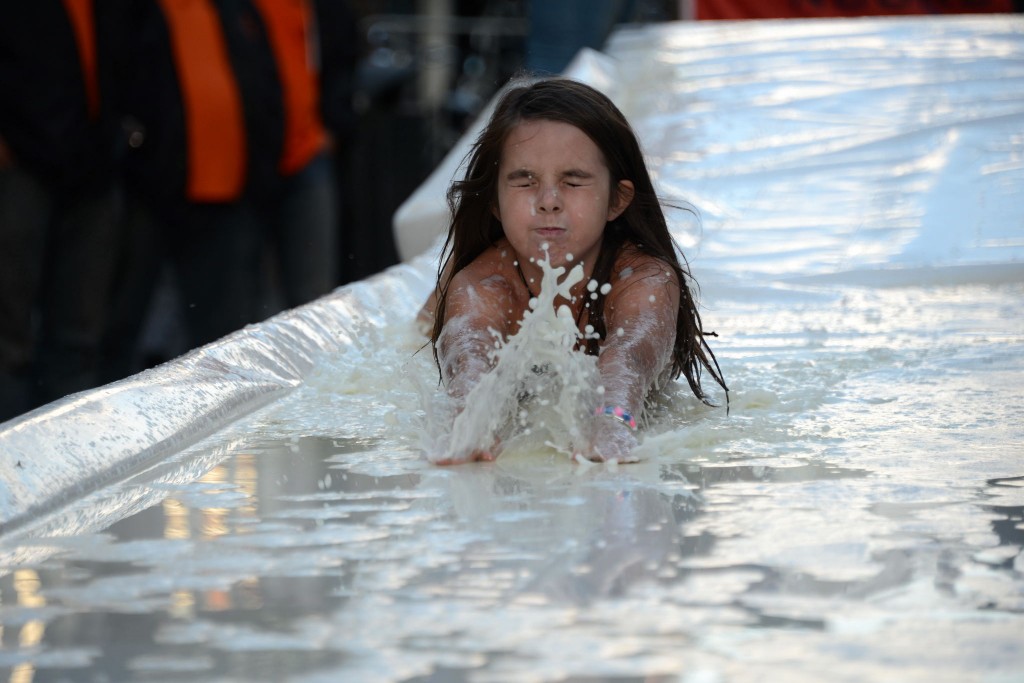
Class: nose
536,184,562,213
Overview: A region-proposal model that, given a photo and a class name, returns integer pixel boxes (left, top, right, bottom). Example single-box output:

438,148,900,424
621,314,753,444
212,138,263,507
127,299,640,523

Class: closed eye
507,170,535,187
563,170,594,187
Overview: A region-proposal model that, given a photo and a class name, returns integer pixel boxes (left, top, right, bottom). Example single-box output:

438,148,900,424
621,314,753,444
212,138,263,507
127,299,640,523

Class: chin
525,240,568,265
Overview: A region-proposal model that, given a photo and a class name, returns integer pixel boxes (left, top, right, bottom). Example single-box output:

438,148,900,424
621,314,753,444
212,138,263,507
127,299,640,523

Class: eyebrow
504,168,595,181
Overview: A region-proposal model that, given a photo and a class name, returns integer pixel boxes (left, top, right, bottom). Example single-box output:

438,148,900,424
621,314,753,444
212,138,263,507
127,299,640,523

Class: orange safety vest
157,0,247,202
61,0,100,120
251,0,328,176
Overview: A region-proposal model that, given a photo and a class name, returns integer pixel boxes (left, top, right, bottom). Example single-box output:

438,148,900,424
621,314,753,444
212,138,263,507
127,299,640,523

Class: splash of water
425,249,605,463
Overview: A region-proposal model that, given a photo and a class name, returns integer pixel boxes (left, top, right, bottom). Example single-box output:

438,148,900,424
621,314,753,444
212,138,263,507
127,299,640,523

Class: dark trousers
0,167,119,422
100,153,338,383
266,152,338,309
100,196,266,381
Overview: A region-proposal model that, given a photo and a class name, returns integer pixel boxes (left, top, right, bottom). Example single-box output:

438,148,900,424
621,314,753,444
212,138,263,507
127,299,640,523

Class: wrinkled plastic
2,14,1022,535
607,15,1024,282
0,259,435,533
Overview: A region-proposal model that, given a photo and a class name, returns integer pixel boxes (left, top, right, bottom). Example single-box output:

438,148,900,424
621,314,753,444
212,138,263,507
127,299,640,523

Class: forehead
499,119,607,171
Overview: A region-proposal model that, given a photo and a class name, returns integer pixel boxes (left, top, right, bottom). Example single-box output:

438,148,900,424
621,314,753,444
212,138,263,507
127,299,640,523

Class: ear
607,180,635,221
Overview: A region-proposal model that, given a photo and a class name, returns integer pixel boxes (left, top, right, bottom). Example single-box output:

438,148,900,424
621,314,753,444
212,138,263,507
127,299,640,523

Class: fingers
574,416,641,463
434,448,497,466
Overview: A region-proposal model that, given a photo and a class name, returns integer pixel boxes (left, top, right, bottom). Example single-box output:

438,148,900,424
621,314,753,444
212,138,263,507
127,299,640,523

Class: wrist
594,405,638,431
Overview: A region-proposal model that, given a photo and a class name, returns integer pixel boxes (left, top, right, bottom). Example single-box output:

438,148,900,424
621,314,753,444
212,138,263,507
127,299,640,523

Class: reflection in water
0,436,868,682
0,421,1020,682
0,405,1019,683
436,459,700,606
976,475,1024,589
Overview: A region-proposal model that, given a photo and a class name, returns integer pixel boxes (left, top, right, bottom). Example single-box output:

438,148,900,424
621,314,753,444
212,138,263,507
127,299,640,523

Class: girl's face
494,119,633,276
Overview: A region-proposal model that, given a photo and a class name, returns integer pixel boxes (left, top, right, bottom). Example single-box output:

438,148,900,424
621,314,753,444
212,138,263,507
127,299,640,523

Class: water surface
2,15,1023,682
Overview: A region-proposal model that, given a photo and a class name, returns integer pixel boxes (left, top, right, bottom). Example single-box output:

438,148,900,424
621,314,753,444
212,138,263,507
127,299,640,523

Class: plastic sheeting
396,15,1024,275
0,261,434,534
3,13,1023,534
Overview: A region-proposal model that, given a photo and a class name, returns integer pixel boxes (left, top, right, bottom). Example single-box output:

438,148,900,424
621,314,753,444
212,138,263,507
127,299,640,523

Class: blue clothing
526,0,634,74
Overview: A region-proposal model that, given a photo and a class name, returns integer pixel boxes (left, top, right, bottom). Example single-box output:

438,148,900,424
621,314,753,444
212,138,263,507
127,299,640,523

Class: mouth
534,226,566,236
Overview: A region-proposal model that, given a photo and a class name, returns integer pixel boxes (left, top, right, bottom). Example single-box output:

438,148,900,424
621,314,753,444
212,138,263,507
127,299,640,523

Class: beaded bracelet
594,405,638,431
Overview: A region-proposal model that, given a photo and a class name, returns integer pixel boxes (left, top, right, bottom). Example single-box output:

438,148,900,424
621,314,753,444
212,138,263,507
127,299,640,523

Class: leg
172,201,266,349
34,185,120,405
274,154,338,308
0,167,51,420
98,193,167,383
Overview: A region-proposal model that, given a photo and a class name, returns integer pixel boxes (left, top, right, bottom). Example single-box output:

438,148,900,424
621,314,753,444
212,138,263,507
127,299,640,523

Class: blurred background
0,0,1018,423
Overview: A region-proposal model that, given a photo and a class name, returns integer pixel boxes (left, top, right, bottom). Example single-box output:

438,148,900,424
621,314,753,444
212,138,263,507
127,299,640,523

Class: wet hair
431,77,727,405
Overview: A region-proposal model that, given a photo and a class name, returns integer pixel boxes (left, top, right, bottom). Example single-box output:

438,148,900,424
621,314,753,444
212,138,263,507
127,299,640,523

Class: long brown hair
431,78,727,405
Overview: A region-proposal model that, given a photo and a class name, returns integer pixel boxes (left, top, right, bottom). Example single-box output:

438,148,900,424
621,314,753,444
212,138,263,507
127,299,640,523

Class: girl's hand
578,416,639,463
435,449,496,466
435,439,502,466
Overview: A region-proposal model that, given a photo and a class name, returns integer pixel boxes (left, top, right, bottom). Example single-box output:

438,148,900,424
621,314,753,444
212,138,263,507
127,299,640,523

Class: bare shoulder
444,241,526,334
609,245,681,295
448,242,518,297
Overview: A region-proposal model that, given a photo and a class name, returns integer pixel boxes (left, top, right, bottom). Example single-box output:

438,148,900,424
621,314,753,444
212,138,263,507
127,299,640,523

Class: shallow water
3,15,1024,683
1,277,1021,682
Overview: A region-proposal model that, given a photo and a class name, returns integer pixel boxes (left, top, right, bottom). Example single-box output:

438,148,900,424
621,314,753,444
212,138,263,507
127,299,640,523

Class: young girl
424,78,726,464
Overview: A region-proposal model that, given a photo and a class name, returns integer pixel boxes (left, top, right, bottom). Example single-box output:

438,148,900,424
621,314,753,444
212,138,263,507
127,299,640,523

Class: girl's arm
437,271,516,402
586,257,680,462
435,268,517,463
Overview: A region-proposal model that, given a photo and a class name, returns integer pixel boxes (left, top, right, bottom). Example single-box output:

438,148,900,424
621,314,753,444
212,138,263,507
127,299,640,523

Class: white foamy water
0,15,1022,683
428,249,607,464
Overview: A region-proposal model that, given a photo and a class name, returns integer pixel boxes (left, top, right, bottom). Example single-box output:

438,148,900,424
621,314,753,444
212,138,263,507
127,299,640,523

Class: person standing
100,0,340,381
0,0,120,421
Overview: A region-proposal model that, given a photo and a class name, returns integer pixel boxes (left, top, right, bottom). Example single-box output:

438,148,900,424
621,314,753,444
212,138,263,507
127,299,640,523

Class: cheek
500,194,533,221
582,191,612,220
494,193,512,222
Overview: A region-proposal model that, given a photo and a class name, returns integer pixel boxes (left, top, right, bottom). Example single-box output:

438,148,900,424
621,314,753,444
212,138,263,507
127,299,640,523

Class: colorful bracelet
595,405,638,431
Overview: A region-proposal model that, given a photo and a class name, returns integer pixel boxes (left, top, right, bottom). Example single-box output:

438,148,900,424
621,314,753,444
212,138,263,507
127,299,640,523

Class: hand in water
434,449,495,466
435,438,502,466
578,417,640,463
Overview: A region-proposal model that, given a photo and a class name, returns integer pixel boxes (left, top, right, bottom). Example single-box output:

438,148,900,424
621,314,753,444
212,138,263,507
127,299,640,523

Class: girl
425,78,726,464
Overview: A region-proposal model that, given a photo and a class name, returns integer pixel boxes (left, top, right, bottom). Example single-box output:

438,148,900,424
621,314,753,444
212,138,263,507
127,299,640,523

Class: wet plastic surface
1,15,1023,683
